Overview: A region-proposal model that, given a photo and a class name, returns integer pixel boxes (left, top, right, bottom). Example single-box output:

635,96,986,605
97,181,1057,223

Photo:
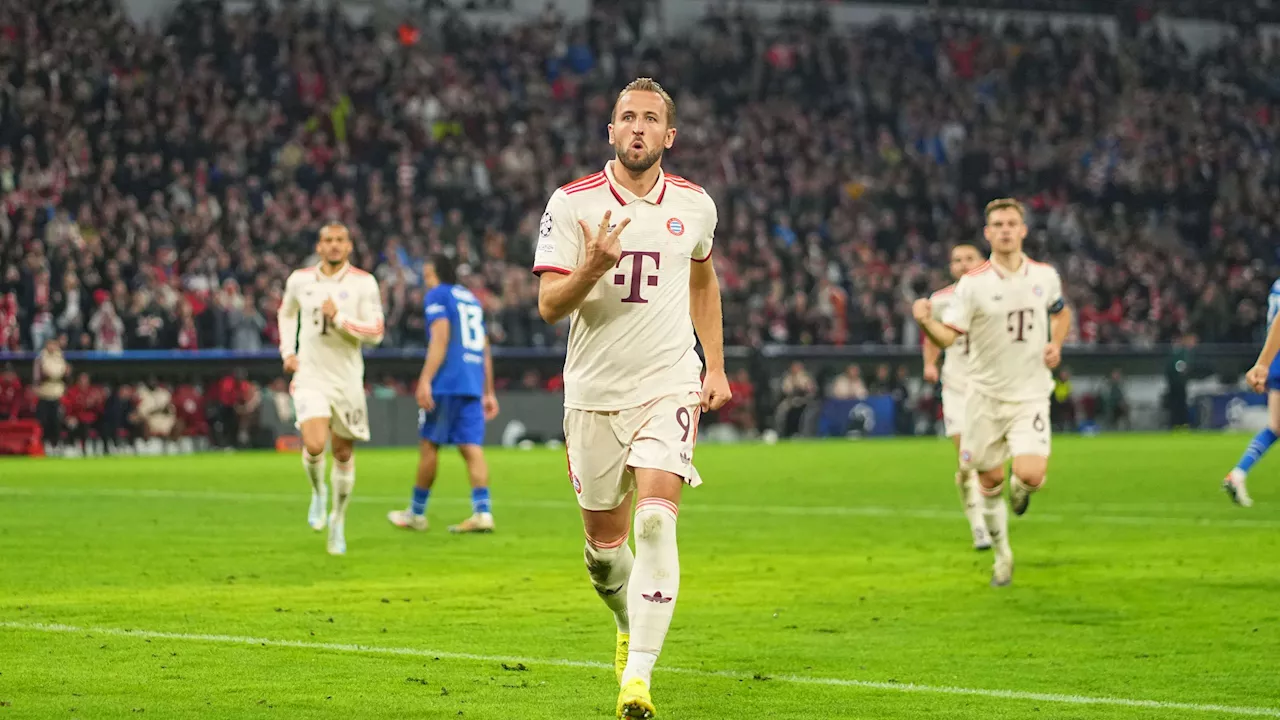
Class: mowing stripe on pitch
1,486,1277,530
2,621,1277,717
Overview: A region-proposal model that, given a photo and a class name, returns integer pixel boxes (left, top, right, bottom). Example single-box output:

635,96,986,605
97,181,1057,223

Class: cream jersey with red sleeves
533,161,717,412
277,263,385,392
929,284,970,395
940,256,1064,403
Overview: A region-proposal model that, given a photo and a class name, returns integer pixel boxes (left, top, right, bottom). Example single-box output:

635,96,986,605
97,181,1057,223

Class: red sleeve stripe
943,323,966,335
666,175,706,193
564,177,607,195
587,533,630,550
636,497,679,517
932,284,955,297
692,248,713,263
532,265,572,276
342,319,384,335
965,262,991,277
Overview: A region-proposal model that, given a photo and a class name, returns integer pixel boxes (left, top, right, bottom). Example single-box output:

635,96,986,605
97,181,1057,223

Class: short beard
325,256,347,268
615,143,664,173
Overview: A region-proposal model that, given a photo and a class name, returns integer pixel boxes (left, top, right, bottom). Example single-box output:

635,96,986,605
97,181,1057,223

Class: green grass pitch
2,434,1279,719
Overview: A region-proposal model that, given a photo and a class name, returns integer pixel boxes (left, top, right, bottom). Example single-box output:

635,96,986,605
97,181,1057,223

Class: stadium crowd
2,0,1280,358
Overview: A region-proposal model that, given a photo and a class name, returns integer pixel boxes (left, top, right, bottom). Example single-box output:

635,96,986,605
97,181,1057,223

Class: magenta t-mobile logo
613,250,661,303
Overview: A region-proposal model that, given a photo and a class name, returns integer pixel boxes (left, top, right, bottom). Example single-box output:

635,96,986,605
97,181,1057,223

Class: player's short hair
613,77,677,128
984,198,1026,221
952,243,980,254
431,253,458,285
318,222,350,239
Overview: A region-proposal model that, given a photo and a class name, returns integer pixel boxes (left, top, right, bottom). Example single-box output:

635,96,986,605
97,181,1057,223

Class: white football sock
957,470,988,536
331,456,356,520
980,483,1012,555
622,498,680,686
585,536,633,633
302,450,326,494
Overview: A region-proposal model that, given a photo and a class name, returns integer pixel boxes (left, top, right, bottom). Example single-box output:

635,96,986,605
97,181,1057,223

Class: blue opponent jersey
425,284,487,398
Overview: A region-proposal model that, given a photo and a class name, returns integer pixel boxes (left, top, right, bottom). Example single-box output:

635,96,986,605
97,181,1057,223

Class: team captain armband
1048,298,1066,314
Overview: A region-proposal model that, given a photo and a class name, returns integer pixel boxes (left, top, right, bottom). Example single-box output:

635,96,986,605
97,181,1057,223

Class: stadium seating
3,0,1278,354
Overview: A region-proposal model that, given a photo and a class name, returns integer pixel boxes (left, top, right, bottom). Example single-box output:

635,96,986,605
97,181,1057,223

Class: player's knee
331,445,353,463
1012,459,1047,488
302,437,326,457
977,468,1004,493
584,536,629,584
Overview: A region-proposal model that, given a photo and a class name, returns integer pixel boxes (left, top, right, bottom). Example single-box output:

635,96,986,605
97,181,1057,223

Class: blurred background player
534,78,731,719
922,243,991,551
913,199,1072,587
1228,278,1280,506
388,254,500,533
277,223,385,555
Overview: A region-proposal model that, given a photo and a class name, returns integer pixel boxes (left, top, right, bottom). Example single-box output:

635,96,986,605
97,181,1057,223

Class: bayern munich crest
667,217,685,236
571,472,582,495
1033,285,1043,297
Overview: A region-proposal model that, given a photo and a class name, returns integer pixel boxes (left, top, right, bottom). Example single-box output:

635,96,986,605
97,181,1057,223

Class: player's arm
922,335,942,381
913,281,970,349
914,310,961,349
1044,274,1072,369
277,275,301,371
534,194,626,324
482,337,496,397
419,317,450,391
689,208,730,411
1246,312,1280,392
333,279,385,345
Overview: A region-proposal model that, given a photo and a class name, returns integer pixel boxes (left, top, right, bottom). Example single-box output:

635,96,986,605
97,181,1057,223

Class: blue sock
411,487,430,516
471,487,491,515
1236,428,1278,474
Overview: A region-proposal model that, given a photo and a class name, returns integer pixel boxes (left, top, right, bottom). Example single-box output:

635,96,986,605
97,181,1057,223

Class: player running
388,254,500,533
1226,279,1280,506
277,223,385,556
922,243,992,551
533,78,731,719
913,199,1072,587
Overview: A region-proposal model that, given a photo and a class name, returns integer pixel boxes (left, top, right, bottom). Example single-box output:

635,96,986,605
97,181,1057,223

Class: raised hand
578,211,630,278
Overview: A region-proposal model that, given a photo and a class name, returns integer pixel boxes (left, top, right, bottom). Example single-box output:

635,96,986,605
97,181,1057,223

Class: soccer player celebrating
922,243,992,551
912,199,1072,587
533,78,730,719
1228,278,1280,506
277,223,385,556
388,254,500,533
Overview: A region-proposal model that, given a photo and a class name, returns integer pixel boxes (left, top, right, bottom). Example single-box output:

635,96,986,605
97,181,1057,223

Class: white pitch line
2,485,1278,530
1,621,1277,718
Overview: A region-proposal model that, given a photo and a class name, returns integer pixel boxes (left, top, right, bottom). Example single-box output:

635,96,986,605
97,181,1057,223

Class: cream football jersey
941,256,1064,403
278,263,385,391
929,284,970,395
533,161,718,411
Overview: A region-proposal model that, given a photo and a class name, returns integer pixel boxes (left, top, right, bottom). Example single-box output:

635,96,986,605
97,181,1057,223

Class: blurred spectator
1101,368,1130,431
0,364,22,419
869,365,894,396
890,365,914,435
775,362,818,437
717,368,757,432
61,373,104,455
100,384,141,453
173,381,209,440
134,378,179,447
88,300,126,353
829,365,869,401
1051,368,1076,431
33,339,68,452
2,0,1279,356
1166,333,1199,429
